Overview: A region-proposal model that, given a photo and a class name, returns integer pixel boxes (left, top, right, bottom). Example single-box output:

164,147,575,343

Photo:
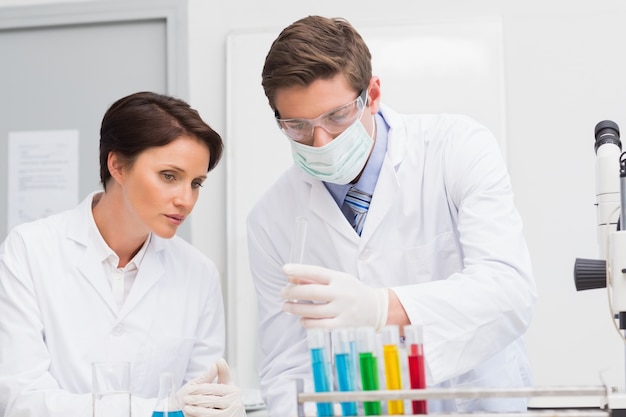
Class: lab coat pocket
404,232,461,283
144,335,195,383
453,348,526,412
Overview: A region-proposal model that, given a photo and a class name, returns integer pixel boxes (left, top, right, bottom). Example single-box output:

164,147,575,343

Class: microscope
574,120,626,416
574,120,626,325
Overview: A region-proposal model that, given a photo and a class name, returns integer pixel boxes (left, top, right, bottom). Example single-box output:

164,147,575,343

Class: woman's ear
107,152,124,184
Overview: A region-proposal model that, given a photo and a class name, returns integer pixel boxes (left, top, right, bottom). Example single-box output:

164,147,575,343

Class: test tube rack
295,381,618,416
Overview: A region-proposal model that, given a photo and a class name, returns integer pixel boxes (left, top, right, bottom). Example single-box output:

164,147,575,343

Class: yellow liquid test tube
382,325,404,415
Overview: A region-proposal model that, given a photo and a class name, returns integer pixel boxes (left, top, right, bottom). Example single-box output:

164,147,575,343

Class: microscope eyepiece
594,120,621,154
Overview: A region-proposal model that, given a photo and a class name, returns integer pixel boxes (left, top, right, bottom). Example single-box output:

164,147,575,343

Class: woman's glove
177,358,245,417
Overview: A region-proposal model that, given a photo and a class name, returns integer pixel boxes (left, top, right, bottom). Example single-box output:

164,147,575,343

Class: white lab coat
247,105,537,416
0,192,225,417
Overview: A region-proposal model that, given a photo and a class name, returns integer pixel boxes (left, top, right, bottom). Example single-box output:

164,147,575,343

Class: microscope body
574,119,626,326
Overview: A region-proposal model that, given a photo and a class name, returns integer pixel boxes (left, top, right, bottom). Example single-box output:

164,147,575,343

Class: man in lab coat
247,15,536,416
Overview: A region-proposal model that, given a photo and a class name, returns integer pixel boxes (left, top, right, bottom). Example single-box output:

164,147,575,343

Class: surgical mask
290,117,374,185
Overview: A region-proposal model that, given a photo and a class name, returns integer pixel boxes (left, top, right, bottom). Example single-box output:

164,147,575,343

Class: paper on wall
7,130,79,231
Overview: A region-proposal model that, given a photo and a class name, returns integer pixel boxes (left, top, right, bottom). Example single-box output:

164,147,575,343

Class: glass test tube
356,327,381,416
307,328,334,417
349,330,359,390
289,216,308,263
405,324,427,414
288,217,314,304
382,325,404,415
332,328,358,416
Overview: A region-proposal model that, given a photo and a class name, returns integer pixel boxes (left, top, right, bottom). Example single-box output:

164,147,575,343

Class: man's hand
280,263,389,330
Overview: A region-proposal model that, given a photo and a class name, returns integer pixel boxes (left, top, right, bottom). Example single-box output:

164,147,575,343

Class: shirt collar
87,192,151,271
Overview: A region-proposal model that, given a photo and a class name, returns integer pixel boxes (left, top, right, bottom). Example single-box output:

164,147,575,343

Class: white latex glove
280,263,389,331
177,358,245,417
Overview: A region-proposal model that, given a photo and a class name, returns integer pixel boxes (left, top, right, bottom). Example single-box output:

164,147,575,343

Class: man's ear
367,76,381,114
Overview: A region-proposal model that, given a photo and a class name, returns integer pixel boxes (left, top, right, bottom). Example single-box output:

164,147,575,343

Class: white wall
3,0,626,400
186,0,626,395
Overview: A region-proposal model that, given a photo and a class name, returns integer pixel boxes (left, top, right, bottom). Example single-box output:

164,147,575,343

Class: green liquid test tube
356,327,381,415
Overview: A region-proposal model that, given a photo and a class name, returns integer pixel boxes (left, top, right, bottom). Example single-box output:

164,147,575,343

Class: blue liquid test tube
307,328,334,417
349,336,359,389
332,328,358,416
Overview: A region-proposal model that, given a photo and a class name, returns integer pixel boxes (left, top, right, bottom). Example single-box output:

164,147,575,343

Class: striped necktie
343,186,372,236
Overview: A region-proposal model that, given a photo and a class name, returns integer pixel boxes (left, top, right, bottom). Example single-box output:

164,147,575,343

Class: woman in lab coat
0,92,244,417
247,16,537,416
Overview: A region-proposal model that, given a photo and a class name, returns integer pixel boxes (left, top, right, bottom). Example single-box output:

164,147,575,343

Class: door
0,0,189,240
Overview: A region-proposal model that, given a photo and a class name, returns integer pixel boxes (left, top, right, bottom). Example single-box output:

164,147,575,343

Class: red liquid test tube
405,324,427,414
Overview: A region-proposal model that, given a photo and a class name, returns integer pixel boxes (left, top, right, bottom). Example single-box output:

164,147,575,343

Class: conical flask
151,372,184,417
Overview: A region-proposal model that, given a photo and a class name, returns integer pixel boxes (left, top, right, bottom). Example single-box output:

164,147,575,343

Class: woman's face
115,135,210,239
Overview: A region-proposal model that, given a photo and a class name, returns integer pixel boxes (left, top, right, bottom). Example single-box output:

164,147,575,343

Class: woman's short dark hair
99,91,223,190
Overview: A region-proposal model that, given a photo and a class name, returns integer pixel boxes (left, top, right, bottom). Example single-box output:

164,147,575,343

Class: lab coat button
111,325,125,336
359,250,372,261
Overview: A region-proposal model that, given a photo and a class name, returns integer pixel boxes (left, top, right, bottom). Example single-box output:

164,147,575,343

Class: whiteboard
225,18,506,390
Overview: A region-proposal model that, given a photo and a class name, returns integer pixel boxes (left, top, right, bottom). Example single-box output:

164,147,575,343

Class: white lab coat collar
67,191,167,320
66,191,168,254
302,172,358,243
296,104,407,244
379,103,409,168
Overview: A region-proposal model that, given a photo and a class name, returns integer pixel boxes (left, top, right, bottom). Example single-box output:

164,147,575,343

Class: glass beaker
92,361,131,417
152,372,184,417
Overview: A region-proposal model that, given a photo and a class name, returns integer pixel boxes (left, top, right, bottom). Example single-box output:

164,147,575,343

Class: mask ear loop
363,83,378,139
357,88,375,139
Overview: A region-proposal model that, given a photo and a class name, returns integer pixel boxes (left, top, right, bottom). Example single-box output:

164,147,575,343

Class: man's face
274,74,378,148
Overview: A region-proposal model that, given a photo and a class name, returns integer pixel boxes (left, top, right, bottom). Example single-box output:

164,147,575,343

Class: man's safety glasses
275,89,367,145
